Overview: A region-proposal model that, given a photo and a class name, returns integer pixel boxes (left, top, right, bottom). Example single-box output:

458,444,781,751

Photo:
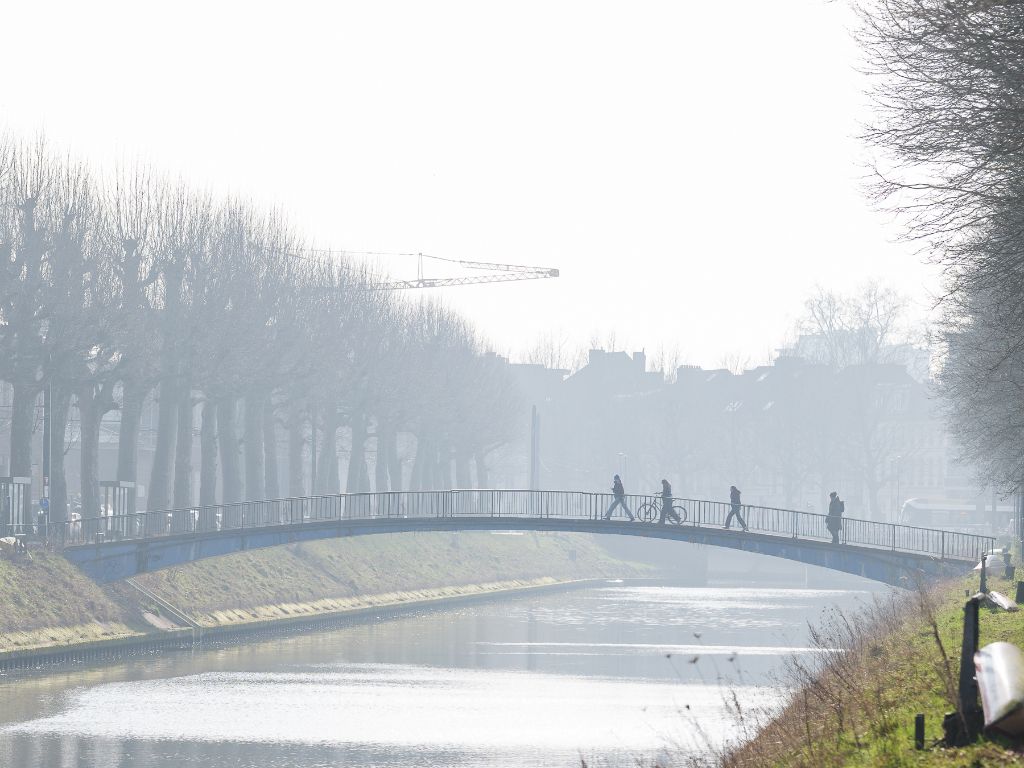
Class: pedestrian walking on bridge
827,491,844,544
604,475,634,521
725,485,748,531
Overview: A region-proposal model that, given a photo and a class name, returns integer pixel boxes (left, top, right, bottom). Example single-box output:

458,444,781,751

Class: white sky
0,0,939,369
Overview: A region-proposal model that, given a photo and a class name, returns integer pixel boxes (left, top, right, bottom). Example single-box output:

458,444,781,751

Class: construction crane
373,252,559,290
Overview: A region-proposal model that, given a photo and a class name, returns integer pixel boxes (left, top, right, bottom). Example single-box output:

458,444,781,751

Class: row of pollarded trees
857,0,1024,490
0,137,522,524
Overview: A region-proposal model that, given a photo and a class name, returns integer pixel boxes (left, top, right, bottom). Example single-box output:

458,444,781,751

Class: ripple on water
493,586,874,630
2,663,781,757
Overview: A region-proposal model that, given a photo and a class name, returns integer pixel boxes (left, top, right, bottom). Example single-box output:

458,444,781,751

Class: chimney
634,350,646,372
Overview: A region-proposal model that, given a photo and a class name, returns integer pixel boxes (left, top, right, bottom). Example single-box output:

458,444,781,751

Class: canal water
0,581,878,767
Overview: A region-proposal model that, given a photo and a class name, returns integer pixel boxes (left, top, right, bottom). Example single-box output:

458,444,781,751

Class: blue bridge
54,490,995,587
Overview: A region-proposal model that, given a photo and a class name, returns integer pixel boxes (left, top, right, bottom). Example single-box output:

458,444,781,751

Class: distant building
506,347,990,523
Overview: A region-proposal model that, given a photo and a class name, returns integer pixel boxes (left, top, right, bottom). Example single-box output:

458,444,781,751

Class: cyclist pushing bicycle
635,479,687,523
659,479,682,524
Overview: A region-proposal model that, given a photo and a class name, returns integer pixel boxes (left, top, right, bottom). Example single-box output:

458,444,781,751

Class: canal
0,580,878,766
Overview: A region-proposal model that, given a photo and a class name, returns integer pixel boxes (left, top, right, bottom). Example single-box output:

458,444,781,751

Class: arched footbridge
54,490,994,586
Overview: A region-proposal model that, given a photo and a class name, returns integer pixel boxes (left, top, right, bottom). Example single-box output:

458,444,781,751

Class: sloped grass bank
131,531,637,625
1,532,640,655
714,571,1024,768
0,551,140,652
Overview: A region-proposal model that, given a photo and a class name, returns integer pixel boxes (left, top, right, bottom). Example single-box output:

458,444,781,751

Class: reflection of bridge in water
58,490,995,586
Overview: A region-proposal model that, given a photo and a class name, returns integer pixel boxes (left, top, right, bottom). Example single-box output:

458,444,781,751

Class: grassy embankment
1,531,642,653
713,567,1024,768
0,550,139,651
129,530,635,626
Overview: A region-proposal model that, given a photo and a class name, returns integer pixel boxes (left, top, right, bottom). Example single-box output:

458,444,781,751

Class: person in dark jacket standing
827,491,844,544
604,474,634,521
725,485,748,531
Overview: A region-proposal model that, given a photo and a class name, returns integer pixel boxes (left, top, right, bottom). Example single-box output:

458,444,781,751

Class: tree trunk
77,387,102,520
474,449,489,489
117,381,147,483
287,399,304,497
309,403,318,495
346,410,369,494
150,260,184,511
49,384,71,525
374,425,389,492
866,473,881,521
319,406,340,494
387,428,402,493
676,459,689,498
455,449,471,488
359,454,371,493
410,435,428,491
783,471,796,510
199,400,218,506
9,381,37,477
172,382,193,511
263,398,280,499
79,380,117,522
435,445,451,490
423,442,437,489
218,397,241,507
244,394,264,502
147,379,178,511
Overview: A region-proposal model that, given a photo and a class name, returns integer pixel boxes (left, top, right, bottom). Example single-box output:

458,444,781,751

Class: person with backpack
827,491,844,544
604,474,634,521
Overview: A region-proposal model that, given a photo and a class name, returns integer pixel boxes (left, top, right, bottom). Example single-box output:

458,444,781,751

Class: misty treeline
0,136,520,524
858,0,1024,489
546,282,924,518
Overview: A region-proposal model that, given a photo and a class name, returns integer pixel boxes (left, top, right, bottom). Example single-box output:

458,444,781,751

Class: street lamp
617,452,627,482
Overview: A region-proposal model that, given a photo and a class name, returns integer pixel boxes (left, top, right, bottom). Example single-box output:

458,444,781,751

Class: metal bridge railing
49,489,996,564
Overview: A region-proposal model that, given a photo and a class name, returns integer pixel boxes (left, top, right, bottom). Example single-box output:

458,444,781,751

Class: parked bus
900,498,1013,535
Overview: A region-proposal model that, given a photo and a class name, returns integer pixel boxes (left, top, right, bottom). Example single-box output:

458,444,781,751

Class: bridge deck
51,491,995,585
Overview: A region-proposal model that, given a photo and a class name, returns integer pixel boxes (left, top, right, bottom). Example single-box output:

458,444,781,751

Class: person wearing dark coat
604,474,634,520
725,485,748,531
827,491,844,544
659,479,681,524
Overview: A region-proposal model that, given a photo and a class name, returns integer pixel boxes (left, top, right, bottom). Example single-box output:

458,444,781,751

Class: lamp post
617,452,627,483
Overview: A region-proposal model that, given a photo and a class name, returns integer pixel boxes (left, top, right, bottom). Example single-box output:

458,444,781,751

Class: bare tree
102,166,162,493
651,343,682,383
0,141,102,524
796,282,914,369
523,329,585,372
0,129,536,525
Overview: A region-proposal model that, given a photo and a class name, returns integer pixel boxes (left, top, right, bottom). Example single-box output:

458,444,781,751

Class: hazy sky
0,0,938,369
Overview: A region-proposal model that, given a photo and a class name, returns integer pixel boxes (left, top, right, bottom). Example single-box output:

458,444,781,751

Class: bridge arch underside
62,518,971,588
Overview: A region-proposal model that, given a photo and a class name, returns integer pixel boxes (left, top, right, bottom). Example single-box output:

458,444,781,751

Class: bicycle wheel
672,505,687,524
637,501,659,523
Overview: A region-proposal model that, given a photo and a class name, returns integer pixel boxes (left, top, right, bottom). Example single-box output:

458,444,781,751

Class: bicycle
637,499,687,524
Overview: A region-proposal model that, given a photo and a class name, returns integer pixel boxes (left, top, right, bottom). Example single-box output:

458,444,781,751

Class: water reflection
0,582,878,767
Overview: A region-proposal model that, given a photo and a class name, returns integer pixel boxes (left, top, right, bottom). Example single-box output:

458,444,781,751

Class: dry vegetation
0,550,132,633
677,572,1024,767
